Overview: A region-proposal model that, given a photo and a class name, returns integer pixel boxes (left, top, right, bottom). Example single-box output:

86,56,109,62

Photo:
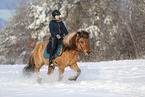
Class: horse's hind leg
69,63,81,81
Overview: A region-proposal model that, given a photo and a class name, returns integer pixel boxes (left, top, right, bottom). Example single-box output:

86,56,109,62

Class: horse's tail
23,52,35,76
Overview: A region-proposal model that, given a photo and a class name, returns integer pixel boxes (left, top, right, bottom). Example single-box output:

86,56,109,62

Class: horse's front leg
58,67,65,81
48,66,55,75
69,63,81,81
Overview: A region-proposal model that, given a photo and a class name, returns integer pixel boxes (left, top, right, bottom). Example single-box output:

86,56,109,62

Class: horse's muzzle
85,51,91,56
86,51,90,54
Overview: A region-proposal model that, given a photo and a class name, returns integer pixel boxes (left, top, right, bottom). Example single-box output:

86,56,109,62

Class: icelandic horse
23,31,91,82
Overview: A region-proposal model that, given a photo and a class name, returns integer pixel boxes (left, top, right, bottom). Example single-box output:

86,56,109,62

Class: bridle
77,37,88,53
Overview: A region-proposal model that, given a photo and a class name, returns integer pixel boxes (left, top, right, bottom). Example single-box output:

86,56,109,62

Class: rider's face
55,15,60,20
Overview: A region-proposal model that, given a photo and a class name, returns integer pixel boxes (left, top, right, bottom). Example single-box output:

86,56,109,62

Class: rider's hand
56,34,61,39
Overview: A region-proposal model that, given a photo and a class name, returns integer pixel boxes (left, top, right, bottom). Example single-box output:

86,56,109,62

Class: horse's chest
65,51,77,59
65,52,78,65
55,51,78,66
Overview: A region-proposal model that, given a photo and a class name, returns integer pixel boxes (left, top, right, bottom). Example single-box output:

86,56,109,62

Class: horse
23,31,91,82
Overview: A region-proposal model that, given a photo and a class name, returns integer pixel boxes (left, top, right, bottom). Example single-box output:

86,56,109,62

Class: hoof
37,78,42,84
68,78,77,81
58,76,63,82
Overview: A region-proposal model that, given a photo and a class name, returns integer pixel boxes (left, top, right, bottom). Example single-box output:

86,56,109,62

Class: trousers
49,37,62,66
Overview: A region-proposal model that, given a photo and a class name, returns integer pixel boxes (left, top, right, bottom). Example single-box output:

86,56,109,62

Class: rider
49,10,68,67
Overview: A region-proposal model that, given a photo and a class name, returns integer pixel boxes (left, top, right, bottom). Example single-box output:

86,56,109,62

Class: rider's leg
49,38,58,67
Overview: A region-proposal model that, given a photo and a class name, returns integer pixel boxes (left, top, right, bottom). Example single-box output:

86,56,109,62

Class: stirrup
49,64,54,67
49,59,53,67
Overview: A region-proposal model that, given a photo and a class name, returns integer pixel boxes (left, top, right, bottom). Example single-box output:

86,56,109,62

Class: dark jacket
49,19,68,37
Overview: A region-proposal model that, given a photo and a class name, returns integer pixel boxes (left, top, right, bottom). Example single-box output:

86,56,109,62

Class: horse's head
63,31,91,55
76,31,91,55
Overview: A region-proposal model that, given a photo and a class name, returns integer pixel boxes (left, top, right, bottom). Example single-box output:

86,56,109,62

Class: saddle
44,41,63,59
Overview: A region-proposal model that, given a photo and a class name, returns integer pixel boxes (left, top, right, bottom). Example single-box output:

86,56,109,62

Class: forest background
0,0,144,64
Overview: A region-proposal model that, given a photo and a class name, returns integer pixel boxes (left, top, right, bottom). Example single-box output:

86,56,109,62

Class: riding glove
56,34,61,39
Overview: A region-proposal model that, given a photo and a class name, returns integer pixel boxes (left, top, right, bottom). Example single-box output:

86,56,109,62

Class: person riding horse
49,10,68,67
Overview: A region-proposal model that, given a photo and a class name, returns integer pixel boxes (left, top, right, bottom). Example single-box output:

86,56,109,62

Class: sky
0,10,12,21
0,0,21,21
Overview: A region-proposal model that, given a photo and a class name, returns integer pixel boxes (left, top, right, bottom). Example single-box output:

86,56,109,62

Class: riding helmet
52,10,61,17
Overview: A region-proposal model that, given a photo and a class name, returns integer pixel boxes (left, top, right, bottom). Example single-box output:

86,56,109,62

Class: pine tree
0,0,31,64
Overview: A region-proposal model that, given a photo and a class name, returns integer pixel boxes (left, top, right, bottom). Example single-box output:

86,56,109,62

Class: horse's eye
80,41,83,43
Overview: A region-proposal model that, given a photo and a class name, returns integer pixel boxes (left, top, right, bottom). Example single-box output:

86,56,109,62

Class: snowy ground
0,59,145,97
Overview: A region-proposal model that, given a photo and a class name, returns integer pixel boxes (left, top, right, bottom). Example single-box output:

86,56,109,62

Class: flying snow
0,59,145,97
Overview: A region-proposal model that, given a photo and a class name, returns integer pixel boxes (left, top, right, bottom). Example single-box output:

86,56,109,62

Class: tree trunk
124,21,138,58
98,0,102,29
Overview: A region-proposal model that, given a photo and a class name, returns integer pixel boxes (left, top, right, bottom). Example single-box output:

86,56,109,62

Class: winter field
0,59,145,97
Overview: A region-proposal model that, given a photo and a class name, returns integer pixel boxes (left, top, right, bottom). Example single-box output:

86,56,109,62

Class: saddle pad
44,43,63,59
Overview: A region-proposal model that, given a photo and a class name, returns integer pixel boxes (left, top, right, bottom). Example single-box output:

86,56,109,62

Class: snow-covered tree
27,0,82,43
0,0,31,64
0,0,144,64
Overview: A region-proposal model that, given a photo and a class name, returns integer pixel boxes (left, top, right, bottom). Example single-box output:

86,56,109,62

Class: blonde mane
63,32,77,46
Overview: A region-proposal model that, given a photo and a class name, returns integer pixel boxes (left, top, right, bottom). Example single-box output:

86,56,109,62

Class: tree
0,0,31,64
0,0,144,64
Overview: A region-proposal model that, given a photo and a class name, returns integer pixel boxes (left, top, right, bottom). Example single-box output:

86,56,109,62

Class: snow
104,15,112,25
0,59,145,97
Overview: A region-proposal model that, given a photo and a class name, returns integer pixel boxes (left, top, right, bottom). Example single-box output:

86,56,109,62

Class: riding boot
49,51,54,67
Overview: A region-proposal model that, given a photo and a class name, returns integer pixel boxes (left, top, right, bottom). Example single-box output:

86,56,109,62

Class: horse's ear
77,31,81,35
77,31,81,37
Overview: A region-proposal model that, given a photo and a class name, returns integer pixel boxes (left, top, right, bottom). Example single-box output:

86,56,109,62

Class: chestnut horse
23,31,91,82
